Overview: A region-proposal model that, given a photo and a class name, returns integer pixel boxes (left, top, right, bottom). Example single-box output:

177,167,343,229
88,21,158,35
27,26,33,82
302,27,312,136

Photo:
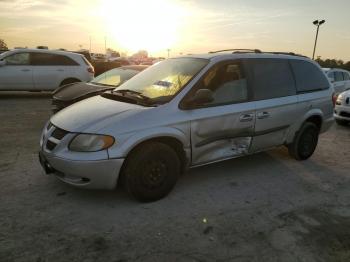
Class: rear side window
4,53,30,65
31,53,79,66
290,60,329,92
247,59,296,100
334,71,344,82
344,72,350,81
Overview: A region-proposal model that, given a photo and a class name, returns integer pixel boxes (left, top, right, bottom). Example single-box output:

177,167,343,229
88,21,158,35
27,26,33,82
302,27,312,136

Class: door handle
21,69,30,72
239,113,254,122
257,111,270,119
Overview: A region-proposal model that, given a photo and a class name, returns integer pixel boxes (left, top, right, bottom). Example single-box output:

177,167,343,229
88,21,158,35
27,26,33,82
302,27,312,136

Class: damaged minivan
39,50,334,202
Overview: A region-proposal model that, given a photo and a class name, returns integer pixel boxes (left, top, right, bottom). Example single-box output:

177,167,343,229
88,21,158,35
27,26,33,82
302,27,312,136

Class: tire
335,119,349,126
60,78,80,87
288,122,319,161
122,142,180,202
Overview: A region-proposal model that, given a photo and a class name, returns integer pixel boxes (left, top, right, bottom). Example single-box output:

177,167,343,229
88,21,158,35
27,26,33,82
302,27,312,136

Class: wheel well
60,78,81,86
120,137,187,181
305,115,322,130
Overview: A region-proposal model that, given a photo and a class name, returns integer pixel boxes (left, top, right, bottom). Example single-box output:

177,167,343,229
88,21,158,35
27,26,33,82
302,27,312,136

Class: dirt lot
0,92,349,262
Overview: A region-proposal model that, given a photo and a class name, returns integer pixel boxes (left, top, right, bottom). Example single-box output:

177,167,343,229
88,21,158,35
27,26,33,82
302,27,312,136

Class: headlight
69,134,115,152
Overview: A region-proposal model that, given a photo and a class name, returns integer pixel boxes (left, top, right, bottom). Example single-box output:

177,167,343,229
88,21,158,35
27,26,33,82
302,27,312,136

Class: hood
51,95,146,133
53,82,114,102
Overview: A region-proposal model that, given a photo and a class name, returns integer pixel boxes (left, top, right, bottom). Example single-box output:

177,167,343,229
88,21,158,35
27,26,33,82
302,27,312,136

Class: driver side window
201,61,248,106
4,53,30,65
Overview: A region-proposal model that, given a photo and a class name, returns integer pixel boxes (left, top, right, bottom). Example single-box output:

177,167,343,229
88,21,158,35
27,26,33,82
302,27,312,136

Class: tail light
332,93,338,107
87,67,94,74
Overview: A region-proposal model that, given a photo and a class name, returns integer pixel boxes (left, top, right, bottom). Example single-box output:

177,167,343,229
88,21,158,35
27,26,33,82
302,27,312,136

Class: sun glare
99,0,184,54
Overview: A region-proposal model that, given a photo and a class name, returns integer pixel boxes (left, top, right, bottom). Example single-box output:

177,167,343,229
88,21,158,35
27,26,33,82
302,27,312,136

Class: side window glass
290,60,329,92
344,72,350,81
201,62,248,106
248,59,296,100
4,53,30,65
31,53,78,66
334,71,344,82
327,72,335,79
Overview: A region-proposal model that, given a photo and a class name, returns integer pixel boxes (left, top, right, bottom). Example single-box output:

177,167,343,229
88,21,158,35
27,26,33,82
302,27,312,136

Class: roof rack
208,49,307,58
263,51,307,57
209,49,262,54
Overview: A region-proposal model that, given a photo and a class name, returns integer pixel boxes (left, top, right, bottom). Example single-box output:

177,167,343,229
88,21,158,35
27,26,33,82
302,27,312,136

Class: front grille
44,123,70,152
340,111,350,118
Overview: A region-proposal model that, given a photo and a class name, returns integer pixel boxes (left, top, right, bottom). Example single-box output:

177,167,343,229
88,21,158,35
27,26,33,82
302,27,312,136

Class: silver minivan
39,50,334,202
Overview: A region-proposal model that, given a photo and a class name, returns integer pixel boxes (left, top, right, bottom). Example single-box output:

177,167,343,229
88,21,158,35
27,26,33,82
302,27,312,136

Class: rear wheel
335,119,349,126
122,142,180,202
288,122,319,160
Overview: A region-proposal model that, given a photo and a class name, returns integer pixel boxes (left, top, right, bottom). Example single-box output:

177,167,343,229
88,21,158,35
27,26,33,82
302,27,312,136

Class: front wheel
122,142,180,202
288,122,319,160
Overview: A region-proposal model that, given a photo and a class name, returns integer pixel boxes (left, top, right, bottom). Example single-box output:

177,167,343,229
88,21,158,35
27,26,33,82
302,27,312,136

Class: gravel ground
0,92,349,262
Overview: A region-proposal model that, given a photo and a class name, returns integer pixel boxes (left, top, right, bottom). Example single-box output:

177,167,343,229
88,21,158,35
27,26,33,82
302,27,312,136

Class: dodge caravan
39,50,334,202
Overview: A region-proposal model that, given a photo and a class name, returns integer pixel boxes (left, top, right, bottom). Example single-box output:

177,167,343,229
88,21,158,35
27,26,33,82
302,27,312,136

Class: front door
0,52,34,91
184,60,255,166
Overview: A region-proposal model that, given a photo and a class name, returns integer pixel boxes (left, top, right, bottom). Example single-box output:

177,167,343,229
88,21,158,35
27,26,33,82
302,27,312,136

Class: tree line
1,38,350,71
315,58,350,71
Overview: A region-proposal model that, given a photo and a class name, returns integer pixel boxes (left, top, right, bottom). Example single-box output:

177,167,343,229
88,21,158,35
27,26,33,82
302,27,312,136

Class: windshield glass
115,58,209,101
0,51,12,59
91,68,139,86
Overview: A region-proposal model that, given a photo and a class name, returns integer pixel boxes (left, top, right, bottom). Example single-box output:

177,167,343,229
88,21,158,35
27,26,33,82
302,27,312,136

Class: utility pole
104,36,107,54
312,19,325,60
167,48,171,58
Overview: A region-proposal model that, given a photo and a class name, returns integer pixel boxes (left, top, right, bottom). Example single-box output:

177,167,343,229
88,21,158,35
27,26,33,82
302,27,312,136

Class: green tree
0,39,8,49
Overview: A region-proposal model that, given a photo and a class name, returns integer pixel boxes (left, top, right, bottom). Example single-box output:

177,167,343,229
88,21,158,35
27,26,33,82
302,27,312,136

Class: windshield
0,51,12,59
91,68,139,86
114,58,209,102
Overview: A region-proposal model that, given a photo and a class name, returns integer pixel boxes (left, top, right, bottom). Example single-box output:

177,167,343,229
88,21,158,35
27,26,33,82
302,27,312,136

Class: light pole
167,49,171,58
312,19,325,60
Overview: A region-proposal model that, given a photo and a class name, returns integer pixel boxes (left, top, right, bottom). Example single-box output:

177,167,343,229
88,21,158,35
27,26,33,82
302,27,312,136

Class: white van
39,50,334,202
0,49,94,91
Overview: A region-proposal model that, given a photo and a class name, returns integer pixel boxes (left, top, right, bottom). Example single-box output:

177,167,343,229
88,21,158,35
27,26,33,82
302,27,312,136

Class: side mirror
0,60,6,67
183,89,214,108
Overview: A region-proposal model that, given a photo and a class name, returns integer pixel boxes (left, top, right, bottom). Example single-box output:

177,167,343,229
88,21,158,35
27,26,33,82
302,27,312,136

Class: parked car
323,68,350,93
0,49,94,91
334,89,350,126
39,50,334,202
91,53,107,62
52,65,148,112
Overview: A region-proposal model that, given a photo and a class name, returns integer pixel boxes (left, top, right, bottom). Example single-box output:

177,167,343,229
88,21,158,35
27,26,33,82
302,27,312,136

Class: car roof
323,67,349,73
181,52,311,61
6,48,84,58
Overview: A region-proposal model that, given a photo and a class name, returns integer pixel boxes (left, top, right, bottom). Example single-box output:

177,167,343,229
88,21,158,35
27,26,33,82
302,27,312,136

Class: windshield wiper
113,89,153,103
90,82,116,87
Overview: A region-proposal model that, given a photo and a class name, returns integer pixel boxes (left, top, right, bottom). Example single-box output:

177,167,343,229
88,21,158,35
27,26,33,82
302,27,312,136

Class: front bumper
334,105,350,120
39,151,124,189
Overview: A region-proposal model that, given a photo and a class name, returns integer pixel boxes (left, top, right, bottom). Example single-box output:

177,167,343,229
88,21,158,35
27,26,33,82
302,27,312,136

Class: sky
0,0,350,60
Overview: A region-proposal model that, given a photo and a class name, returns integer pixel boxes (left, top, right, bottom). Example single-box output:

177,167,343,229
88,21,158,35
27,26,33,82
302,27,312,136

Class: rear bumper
39,151,124,189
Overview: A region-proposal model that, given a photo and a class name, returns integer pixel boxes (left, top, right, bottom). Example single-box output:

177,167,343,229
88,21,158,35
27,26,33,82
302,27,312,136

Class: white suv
39,50,334,202
0,49,94,91
323,68,350,93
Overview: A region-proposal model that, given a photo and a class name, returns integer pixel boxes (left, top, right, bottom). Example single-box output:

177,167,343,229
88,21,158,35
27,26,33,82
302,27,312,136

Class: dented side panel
190,102,255,165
